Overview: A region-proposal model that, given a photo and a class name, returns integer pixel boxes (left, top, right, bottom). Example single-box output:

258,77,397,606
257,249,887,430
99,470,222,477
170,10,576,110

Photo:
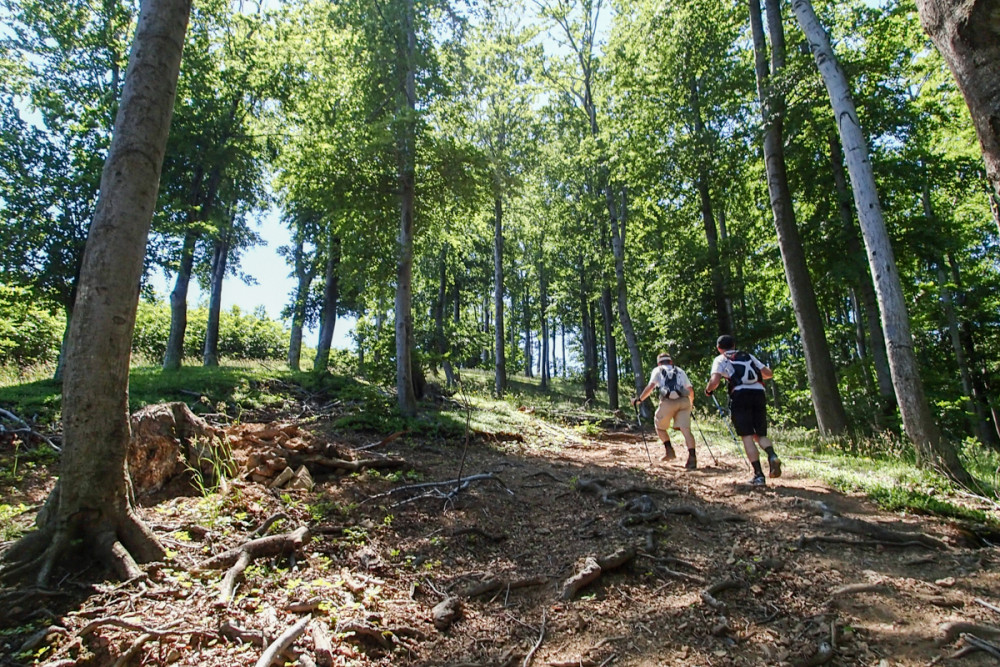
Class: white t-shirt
711,352,766,391
649,364,692,400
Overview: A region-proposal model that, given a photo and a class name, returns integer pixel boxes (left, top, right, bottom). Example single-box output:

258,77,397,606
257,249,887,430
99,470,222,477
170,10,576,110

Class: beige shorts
655,396,692,432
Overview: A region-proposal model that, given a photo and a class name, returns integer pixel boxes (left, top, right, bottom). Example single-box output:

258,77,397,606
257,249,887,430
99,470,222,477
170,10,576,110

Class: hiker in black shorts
704,335,781,486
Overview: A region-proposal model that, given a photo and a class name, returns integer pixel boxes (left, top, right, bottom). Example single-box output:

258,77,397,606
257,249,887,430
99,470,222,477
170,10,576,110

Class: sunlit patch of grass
775,425,999,525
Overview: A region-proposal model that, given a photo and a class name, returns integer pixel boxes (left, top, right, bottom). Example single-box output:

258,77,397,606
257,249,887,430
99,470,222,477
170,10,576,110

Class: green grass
776,425,999,525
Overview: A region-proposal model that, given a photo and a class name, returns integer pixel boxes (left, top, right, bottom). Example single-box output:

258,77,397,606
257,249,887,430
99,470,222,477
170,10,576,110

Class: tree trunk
313,234,341,373
202,215,231,368
287,234,315,372
394,0,418,416
162,229,197,370
436,246,456,386
828,132,895,407
540,265,550,389
1,0,191,585
916,0,1000,234
523,287,533,378
751,0,848,436
611,188,646,404
494,194,507,396
690,73,734,337
792,0,970,482
580,264,597,402
948,255,1000,448
600,286,619,410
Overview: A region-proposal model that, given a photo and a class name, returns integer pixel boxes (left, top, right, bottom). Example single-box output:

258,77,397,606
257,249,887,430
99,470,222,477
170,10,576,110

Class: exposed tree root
255,614,311,667
560,547,636,600
975,598,1000,616
701,579,745,610
220,620,264,646
819,513,947,549
448,526,508,542
829,583,893,598
938,621,1000,645
459,575,549,598
311,621,334,666
198,525,310,571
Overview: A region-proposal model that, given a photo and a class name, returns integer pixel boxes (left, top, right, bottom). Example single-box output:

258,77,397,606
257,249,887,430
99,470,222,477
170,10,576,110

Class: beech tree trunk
580,263,597,402
916,0,1000,234
287,234,315,372
394,0,418,416
600,287,619,410
611,189,646,405
313,234,341,373
1,0,191,585
829,133,895,408
202,216,231,368
540,265,550,389
163,230,197,370
494,195,507,396
792,0,971,482
751,0,848,436
690,73,734,337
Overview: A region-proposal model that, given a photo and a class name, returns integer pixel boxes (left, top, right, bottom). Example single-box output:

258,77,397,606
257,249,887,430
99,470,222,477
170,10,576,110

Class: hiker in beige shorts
631,352,698,469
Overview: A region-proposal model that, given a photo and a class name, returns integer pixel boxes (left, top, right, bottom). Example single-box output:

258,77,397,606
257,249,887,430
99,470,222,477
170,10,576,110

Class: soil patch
1,413,998,666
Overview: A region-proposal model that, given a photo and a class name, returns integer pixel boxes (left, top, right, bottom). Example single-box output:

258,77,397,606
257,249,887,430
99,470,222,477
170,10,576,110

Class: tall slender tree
1,0,192,584
791,0,970,481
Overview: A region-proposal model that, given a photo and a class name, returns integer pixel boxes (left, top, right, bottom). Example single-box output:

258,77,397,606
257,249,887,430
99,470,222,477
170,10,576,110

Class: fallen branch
311,621,334,667
796,534,938,550
0,408,59,451
354,430,408,451
950,634,1000,660
220,620,264,646
975,598,1000,616
300,454,407,473
255,615,311,667
112,632,153,667
523,610,547,667
363,473,510,505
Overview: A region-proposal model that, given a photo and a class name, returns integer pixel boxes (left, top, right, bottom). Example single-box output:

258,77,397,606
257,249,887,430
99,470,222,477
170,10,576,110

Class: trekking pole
692,415,719,467
632,403,654,466
709,392,751,470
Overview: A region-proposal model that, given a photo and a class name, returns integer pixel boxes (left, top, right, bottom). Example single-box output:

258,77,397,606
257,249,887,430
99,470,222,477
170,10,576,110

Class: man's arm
760,365,773,381
632,380,657,406
705,372,724,395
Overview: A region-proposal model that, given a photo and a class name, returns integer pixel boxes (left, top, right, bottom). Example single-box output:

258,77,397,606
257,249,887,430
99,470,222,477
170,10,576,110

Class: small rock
934,577,956,588
270,466,294,488
432,596,462,630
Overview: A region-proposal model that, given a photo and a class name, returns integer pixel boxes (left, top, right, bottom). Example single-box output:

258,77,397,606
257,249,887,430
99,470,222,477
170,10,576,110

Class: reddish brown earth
1,413,998,667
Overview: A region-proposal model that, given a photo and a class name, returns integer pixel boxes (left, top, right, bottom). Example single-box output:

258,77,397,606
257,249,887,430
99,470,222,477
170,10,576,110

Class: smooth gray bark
313,234,341,373
792,0,970,482
394,0,418,416
751,0,848,435
493,195,507,396
2,0,192,584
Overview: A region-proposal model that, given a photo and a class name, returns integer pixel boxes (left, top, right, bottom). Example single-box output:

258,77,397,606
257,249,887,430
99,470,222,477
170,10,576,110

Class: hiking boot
685,453,697,470
750,473,766,487
661,443,677,461
768,455,782,478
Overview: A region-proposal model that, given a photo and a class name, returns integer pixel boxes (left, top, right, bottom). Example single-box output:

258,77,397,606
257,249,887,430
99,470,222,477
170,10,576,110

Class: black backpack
657,365,683,400
726,351,759,392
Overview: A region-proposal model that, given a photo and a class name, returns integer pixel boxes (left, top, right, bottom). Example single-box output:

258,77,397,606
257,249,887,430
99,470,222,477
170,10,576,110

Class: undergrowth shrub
133,301,286,361
0,286,64,367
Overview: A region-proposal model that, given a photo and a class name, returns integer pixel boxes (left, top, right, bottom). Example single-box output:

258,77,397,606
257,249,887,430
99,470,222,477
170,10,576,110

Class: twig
0,408,59,451
354,430,408,451
252,512,289,537
523,610,547,667
975,598,1000,616
956,634,1000,660
254,615,311,667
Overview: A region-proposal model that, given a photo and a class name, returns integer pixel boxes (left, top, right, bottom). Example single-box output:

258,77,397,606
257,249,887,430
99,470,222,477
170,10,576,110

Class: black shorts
730,389,767,437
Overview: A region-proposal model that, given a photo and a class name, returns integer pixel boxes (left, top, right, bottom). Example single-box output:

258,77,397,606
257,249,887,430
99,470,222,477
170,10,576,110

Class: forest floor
1,396,999,667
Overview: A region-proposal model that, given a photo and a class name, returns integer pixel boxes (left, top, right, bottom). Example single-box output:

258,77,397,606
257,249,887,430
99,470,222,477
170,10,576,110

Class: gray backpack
657,366,683,400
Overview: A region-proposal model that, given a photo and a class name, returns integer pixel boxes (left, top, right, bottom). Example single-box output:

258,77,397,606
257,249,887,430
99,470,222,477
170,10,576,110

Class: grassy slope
1,362,997,529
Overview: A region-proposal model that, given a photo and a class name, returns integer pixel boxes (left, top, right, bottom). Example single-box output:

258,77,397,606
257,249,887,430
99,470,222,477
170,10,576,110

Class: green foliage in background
0,286,65,366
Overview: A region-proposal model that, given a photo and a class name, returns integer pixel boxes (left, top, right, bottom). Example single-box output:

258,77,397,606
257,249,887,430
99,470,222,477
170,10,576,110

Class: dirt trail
1,415,998,666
